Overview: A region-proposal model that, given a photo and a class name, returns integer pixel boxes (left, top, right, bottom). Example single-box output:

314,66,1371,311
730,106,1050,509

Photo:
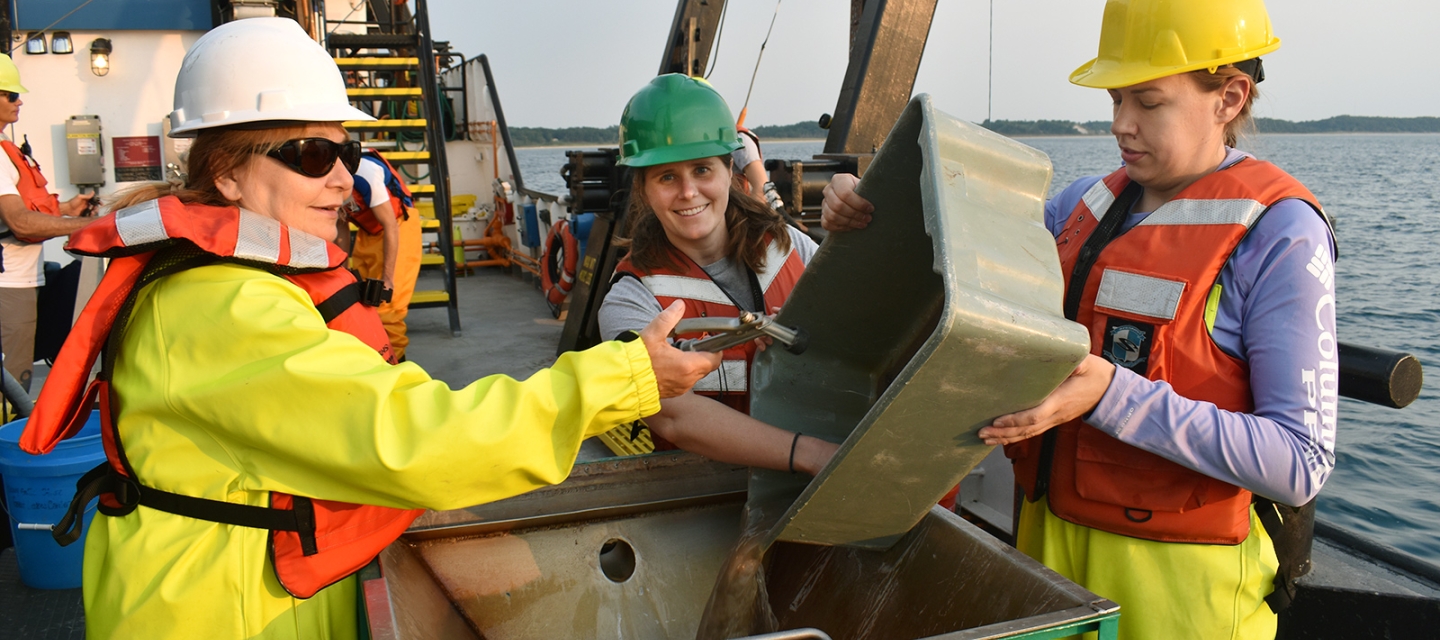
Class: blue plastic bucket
0,412,103,589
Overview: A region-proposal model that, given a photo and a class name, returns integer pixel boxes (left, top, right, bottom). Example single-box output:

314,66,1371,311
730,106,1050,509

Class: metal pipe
2,367,32,417
1339,342,1423,408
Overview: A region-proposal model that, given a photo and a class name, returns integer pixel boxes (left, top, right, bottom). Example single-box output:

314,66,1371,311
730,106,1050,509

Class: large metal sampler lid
749,94,1091,550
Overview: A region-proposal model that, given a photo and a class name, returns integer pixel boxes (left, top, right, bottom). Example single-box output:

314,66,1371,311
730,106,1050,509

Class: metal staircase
318,0,462,336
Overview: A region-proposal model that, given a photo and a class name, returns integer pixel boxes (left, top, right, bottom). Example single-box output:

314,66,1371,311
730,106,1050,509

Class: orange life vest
1,139,62,243
21,196,420,599
346,151,412,235
613,235,803,446
1005,159,1324,545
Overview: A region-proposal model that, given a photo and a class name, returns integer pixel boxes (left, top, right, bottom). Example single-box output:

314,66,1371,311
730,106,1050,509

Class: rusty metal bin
362,455,1116,639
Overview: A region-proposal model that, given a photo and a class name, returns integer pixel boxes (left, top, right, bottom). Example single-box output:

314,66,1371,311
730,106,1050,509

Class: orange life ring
541,218,578,307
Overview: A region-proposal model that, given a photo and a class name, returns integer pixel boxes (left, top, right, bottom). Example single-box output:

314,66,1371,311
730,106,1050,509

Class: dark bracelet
789,432,802,474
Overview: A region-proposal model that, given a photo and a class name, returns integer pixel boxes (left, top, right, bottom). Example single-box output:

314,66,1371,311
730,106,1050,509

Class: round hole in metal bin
599,538,636,583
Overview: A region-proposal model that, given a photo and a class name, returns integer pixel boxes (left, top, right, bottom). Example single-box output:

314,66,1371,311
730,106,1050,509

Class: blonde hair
106,123,337,212
1188,66,1259,148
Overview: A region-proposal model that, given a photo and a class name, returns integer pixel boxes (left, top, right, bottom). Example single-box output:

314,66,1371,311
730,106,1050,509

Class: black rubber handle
1339,342,1423,409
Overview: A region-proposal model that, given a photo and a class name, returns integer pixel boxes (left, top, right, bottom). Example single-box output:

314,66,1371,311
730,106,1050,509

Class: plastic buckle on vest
52,463,140,546
359,278,392,307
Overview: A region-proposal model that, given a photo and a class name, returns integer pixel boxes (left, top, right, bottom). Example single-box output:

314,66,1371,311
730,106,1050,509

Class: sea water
515,132,1440,564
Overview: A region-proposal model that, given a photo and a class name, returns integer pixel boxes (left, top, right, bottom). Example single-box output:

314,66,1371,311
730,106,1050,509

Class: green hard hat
617,74,741,167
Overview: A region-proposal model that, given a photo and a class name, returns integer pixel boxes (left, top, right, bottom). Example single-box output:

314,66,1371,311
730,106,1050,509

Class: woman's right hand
640,301,723,398
820,173,874,232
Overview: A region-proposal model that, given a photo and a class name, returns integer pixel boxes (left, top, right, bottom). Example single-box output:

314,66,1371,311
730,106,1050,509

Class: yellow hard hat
1070,0,1281,89
0,54,27,94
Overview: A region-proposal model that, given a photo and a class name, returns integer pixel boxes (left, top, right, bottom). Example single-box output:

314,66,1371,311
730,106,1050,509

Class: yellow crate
594,422,655,457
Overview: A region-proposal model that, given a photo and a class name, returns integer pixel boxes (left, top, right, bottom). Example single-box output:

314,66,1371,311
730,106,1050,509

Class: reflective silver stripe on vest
235,209,282,264
1140,198,1267,228
287,227,330,269
1094,269,1186,321
113,199,168,247
693,359,748,393
755,239,790,294
640,274,732,306
1082,179,1117,221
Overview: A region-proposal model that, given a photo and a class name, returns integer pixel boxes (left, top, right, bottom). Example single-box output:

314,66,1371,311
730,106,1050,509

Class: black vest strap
52,247,320,556
1256,496,1316,613
1031,181,1142,501
314,281,362,322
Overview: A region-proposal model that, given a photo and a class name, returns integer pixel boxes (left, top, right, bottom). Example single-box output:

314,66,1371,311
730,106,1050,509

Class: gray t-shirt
598,226,818,341
731,134,761,170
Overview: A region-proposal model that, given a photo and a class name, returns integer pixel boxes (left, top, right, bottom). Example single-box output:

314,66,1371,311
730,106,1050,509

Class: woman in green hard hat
599,74,838,475
822,1,1336,638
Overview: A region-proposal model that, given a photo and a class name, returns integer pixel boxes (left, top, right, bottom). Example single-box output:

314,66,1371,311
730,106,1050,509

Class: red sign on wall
113,136,162,182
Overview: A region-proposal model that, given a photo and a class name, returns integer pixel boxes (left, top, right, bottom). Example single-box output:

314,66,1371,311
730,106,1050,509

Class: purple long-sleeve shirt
1047,149,1338,506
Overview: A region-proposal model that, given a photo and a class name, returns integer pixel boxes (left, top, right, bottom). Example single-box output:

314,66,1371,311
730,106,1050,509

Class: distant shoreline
507,116,1438,147
514,131,1435,149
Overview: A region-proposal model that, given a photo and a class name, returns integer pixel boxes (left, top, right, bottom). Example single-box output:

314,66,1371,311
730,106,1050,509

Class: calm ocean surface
516,133,1440,563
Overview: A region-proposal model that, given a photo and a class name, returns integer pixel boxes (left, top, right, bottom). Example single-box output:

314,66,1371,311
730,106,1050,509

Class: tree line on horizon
505,115,1440,146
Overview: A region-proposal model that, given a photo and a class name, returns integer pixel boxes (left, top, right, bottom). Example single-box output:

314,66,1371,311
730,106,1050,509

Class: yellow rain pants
84,263,660,639
1016,496,1278,640
350,207,422,359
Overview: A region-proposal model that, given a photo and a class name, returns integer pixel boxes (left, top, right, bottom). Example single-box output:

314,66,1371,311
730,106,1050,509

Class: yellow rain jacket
83,263,660,639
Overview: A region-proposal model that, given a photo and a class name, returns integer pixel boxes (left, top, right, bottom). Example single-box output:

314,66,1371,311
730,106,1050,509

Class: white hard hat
169,17,374,137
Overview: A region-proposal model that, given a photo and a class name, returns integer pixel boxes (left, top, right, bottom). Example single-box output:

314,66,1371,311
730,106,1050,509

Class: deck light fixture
50,32,74,55
24,32,46,55
89,38,112,76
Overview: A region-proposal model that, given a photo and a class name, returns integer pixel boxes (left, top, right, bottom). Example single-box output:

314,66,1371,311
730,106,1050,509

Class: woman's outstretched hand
641,301,723,398
820,173,874,232
978,355,1117,446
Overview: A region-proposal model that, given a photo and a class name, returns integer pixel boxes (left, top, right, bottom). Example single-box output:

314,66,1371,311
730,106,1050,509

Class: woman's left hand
753,305,782,352
978,354,1117,446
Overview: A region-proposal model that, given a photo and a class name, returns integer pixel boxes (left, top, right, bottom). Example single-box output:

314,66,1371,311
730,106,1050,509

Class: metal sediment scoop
672,312,808,355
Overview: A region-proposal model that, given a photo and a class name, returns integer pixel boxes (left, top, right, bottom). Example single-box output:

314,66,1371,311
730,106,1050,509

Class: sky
426,0,1440,129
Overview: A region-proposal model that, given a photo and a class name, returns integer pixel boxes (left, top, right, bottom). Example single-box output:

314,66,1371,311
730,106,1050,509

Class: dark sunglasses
3,92,19,104
265,138,362,178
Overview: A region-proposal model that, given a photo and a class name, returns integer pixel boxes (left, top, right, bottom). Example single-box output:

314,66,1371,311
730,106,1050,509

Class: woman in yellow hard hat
20,18,720,639
599,74,839,475
822,1,1336,637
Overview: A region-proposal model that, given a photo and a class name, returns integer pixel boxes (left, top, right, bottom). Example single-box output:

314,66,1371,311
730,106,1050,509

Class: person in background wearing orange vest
0,53,95,391
346,149,422,360
820,1,1335,638
599,74,838,475
20,19,720,639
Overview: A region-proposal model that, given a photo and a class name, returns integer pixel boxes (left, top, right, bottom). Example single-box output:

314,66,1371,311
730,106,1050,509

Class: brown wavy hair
106,123,336,212
1189,66,1259,148
619,159,792,274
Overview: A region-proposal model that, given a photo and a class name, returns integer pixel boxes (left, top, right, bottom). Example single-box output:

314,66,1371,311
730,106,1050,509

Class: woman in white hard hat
599,74,838,475
821,0,1335,637
20,18,719,640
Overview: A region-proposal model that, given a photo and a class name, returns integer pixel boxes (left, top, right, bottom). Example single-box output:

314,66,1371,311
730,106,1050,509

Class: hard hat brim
617,138,742,168
169,103,376,138
1069,38,1280,89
